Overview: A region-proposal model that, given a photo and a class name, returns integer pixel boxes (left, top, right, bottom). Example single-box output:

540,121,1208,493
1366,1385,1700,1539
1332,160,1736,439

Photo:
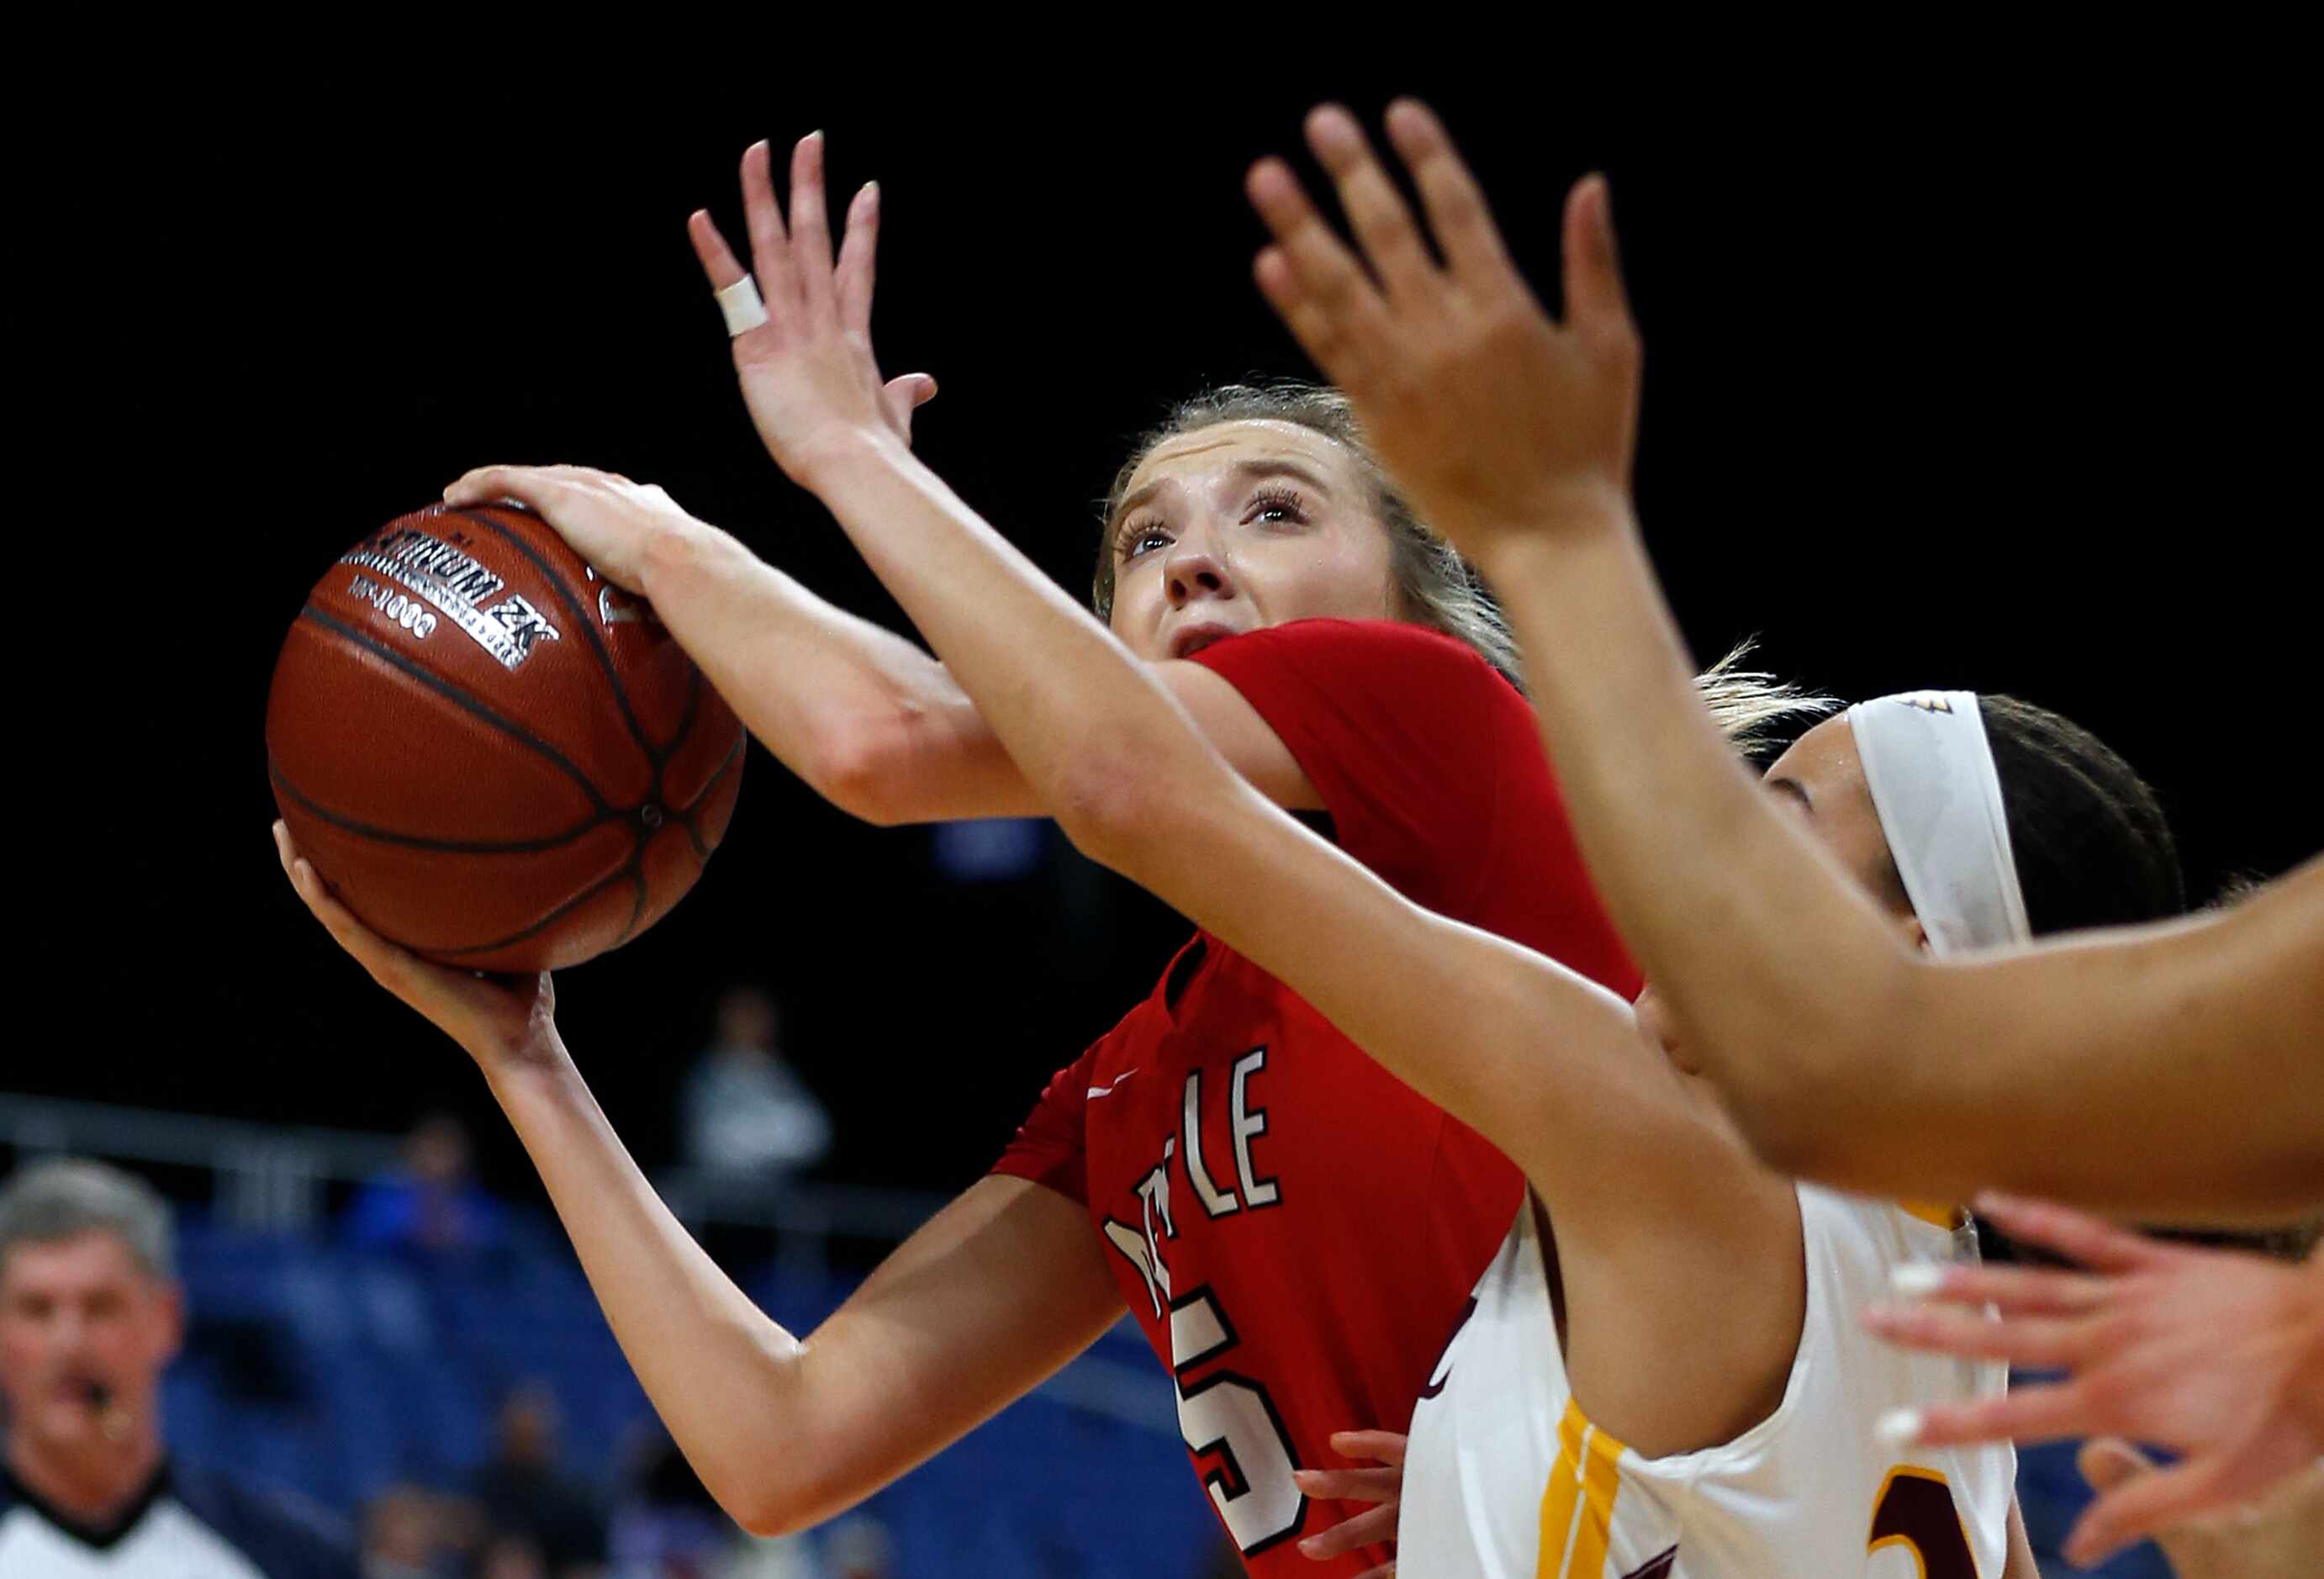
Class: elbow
1048,753,1173,874
724,1487,811,1542
711,1462,839,1541
811,711,919,828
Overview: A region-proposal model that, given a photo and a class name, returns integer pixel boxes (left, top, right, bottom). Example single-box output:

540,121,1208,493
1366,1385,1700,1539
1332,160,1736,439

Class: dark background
28,68,2316,1209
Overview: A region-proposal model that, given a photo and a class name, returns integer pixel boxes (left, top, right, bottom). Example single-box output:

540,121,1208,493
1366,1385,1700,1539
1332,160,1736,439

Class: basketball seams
616,869,651,944
274,505,742,972
429,861,641,962
444,507,664,770
269,758,612,855
679,730,745,858
296,605,616,817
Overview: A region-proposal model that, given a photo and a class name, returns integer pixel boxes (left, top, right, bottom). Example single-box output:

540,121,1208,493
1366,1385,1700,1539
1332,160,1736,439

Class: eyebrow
1112,457,1339,530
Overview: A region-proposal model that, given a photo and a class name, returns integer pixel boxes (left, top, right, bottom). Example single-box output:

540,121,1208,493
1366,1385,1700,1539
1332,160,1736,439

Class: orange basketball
266,502,744,973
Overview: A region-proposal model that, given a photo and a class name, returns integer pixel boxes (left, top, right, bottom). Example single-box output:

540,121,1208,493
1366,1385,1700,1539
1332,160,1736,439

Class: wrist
636,510,732,605
790,423,916,497
790,424,916,499
479,1027,580,1101
1468,477,1635,584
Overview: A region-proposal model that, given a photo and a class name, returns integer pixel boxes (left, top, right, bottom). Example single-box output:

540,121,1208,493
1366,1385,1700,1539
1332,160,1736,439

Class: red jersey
992,619,1639,1576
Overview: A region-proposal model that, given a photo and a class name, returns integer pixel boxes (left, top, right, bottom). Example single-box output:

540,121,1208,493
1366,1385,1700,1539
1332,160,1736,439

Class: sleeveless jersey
991,619,1640,1576
1400,1188,2015,1578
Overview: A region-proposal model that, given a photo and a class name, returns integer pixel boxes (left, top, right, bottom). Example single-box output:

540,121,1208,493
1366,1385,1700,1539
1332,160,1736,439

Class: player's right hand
273,820,565,1078
1292,1428,1406,1577
440,466,702,594
686,132,938,490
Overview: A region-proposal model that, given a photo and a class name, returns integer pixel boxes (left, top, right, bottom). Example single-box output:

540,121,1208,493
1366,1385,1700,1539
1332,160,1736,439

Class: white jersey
1400,1186,2015,1578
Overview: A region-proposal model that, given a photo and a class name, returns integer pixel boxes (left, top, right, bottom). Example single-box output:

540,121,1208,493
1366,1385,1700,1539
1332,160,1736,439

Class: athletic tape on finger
717,277,769,336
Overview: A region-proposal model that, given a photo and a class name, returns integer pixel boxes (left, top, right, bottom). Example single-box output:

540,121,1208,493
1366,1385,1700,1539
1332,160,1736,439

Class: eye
1244,485,1308,525
1117,521,1172,562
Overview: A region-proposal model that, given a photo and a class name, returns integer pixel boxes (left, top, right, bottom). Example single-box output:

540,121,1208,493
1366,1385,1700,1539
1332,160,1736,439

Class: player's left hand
1864,1191,2324,1568
1291,1428,1405,1576
688,132,938,490
1244,100,1640,568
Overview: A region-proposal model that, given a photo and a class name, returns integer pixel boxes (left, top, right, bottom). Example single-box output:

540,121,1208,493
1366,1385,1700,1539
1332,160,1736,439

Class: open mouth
1170,623,1239,660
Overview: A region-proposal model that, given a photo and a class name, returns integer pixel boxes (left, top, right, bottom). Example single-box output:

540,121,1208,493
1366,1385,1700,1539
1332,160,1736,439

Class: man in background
0,1156,355,1576
469,1383,607,1579
679,987,832,1196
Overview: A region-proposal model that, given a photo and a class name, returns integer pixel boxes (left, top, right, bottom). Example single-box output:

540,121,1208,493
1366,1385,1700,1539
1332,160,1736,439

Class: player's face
0,1232,182,1456
1106,421,1398,663
1636,714,1924,1074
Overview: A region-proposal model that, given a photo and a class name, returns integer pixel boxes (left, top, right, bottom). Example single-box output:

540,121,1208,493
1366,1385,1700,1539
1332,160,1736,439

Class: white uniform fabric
1401,1187,2015,1577
0,1497,269,1578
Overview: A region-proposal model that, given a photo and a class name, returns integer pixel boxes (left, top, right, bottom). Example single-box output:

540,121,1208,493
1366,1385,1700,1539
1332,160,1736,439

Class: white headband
1846,691,2032,958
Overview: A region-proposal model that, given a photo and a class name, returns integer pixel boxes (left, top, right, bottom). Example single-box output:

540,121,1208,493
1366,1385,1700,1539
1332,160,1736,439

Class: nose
1162,528,1234,609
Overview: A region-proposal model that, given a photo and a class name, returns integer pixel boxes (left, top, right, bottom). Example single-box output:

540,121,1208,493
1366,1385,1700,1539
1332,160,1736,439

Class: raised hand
1244,101,1640,564
1291,1428,1405,1576
688,133,937,488
272,820,564,1080
1865,1192,2324,1567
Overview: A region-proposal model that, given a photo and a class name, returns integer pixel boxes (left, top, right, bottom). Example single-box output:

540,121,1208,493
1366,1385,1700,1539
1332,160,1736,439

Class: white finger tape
716,277,769,337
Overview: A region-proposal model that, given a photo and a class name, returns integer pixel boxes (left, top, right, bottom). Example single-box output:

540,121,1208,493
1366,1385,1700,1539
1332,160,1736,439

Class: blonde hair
1096,383,1832,746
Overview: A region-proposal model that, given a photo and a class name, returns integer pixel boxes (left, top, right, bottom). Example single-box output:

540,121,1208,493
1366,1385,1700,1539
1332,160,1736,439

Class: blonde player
623,103,2092,1576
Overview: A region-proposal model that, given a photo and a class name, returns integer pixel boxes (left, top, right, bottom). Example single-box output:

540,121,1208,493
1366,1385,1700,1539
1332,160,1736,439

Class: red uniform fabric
991,619,1639,1575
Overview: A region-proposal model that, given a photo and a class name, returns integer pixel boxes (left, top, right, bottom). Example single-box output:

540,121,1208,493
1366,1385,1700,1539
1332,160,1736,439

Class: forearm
1487,511,2324,1213
483,1048,816,1526
797,432,1226,839
1480,511,1910,1121
636,517,1033,823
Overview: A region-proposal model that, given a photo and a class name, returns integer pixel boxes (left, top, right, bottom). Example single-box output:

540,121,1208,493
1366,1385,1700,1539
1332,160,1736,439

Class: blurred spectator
607,1429,732,1578
473,1530,552,1579
821,1516,896,1579
470,1382,608,1579
362,1484,453,1579
679,989,832,1189
0,1156,357,1576
344,1114,508,1261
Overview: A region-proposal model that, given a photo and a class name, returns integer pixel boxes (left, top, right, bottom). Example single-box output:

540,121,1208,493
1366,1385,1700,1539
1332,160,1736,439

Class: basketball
265,501,745,973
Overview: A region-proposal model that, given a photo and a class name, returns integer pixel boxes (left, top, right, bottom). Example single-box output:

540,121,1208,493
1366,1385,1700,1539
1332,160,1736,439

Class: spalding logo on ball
266,502,745,972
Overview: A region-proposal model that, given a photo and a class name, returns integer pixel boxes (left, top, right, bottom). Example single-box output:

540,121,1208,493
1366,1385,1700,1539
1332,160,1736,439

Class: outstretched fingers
1247,156,1392,376
687,207,750,293
1883,1375,2105,1452
2068,1450,2247,1566
1381,100,1513,290
739,140,800,310
1559,174,1635,353
1972,1193,2179,1276
1889,1260,2117,1318
835,181,880,335
786,132,837,314
1292,1465,1401,1503
1296,1498,1398,1561
1303,104,1438,304
1863,1298,2099,1369
1329,1430,1409,1467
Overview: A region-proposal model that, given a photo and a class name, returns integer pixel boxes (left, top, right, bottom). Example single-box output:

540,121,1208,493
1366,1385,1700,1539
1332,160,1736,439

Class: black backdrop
29,66,2316,1206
